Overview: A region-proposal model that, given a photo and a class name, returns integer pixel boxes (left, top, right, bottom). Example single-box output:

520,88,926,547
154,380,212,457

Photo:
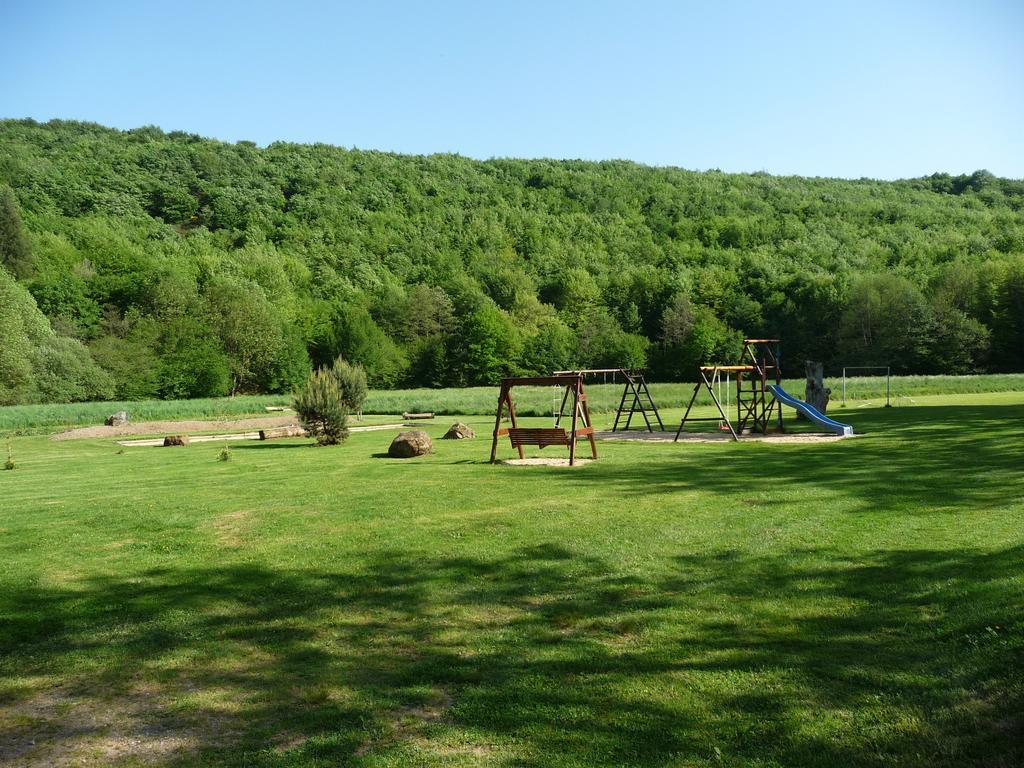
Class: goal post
841,366,891,407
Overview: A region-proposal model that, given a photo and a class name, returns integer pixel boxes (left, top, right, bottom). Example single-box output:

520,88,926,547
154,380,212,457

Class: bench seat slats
503,427,593,449
506,427,570,448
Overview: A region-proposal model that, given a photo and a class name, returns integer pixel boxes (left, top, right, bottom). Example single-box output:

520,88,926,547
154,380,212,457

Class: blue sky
2,0,1021,179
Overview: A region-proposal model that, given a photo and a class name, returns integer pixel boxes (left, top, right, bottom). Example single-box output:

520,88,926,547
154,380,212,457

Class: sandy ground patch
500,457,594,467
52,416,296,441
114,422,414,447
594,429,851,443
54,418,418,443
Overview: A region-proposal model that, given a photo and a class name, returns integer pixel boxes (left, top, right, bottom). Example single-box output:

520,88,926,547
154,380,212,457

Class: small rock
163,435,190,447
388,430,432,458
442,422,475,440
105,411,129,427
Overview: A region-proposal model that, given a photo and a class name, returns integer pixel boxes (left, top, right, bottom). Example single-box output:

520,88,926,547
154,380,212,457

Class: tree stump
803,361,831,417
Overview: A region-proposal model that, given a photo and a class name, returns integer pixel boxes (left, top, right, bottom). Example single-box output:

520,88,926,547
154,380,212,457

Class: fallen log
259,425,308,440
402,412,434,420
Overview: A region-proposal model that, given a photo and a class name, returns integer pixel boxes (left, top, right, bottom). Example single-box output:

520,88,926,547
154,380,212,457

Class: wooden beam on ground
259,425,307,440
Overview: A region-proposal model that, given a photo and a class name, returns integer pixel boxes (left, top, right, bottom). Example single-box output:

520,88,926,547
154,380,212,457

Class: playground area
488,339,855,465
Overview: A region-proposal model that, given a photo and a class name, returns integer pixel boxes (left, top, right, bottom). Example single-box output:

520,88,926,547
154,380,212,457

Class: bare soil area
595,430,850,443
500,458,594,467
52,416,296,441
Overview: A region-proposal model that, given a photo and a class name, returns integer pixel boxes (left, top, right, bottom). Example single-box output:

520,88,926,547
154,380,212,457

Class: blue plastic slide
767,384,854,437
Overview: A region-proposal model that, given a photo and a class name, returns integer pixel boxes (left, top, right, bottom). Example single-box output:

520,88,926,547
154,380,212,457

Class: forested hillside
1,118,1023,404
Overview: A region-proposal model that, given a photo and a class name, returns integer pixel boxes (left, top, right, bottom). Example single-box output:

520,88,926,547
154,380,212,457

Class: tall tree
0,186,33,279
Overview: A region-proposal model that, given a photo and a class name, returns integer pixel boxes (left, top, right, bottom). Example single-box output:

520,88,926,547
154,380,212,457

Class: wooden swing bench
503,426,593,449
490,375,598,466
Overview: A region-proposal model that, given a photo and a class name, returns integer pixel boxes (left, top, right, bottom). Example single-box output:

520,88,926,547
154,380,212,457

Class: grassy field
0,391,1022,766
3,373,1024,433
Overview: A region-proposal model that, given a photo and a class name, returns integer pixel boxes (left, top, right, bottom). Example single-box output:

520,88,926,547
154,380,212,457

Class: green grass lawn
1,393,1023,766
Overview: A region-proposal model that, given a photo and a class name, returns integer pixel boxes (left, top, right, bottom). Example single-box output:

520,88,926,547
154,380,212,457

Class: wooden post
568,379,580,466
506,391,524,459
489,384,507,463
579,381,598,458
736,370,743,430
674,381,703,440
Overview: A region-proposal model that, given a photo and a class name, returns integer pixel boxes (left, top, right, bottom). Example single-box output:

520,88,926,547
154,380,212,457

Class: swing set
675,339,783,441
490,375,598,466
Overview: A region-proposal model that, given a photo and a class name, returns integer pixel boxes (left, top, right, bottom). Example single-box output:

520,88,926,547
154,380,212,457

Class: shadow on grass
1,542,1022,766
567,404,1024,512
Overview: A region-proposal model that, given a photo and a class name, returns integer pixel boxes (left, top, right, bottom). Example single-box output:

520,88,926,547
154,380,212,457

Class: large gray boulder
388,430,432,458
105,411,129,427
442,422,475,440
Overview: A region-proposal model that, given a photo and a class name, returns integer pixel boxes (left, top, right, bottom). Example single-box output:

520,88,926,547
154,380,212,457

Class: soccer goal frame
841,366,891,407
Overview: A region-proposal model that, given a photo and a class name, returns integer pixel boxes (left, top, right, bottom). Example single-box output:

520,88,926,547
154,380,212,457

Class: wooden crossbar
499,375,581,387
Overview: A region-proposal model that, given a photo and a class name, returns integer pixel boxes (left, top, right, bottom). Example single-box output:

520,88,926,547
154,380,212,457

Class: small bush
4,443,14,470
217,445,232,462
331,357,368,416
293,369,349,446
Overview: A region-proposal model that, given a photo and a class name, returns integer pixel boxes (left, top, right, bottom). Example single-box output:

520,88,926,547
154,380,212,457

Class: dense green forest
1,118,1023,404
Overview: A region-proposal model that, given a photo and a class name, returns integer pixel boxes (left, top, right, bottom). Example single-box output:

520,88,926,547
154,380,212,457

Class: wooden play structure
553,368,664,432
675,339,783,442
490,375,597,466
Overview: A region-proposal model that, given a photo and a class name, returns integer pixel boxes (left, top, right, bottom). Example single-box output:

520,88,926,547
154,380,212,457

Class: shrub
31,336,115,403
331,357,368,415
293,368,349,445
158,340,232,399
217,445,232,462
4,443,14,470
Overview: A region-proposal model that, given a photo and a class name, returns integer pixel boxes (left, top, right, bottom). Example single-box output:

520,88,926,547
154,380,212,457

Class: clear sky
2,0,1022,179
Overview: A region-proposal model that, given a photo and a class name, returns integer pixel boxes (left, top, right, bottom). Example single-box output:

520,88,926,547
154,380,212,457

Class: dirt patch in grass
354,689,454,758
211,510,253,548
500,457,595,467
596,430,851,443
52,416,296,441
0,682,217,767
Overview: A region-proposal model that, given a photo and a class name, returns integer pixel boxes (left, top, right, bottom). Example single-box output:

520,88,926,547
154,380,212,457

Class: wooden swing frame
490,375,597,466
